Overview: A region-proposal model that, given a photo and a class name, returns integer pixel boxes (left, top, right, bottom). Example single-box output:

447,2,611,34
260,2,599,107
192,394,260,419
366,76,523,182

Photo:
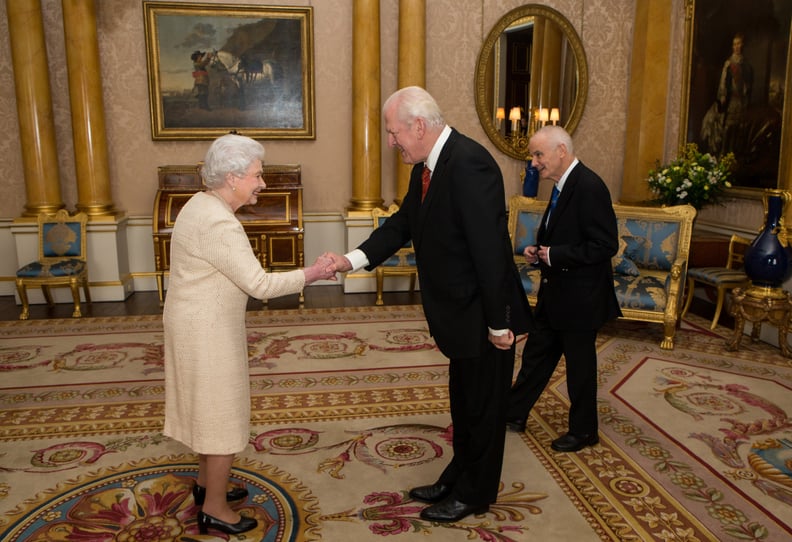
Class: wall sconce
550,107,560,125
538,108,549,126
509,107,521,134
495,107,505,130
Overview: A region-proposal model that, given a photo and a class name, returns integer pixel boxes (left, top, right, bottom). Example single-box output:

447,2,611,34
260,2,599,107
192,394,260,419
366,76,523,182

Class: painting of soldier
685,0,791,189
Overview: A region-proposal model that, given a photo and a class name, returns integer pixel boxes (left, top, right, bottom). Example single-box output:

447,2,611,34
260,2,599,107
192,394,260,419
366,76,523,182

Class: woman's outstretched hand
303,253,339,284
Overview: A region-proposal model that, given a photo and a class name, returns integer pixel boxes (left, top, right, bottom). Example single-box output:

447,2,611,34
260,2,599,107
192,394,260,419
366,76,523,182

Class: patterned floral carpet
0,305,790,541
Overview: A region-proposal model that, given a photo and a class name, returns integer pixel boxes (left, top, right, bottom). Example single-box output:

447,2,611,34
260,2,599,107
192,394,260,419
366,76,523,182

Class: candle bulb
509,107,521,133
538,108,549,126
550,108,560,125
496,107,505,129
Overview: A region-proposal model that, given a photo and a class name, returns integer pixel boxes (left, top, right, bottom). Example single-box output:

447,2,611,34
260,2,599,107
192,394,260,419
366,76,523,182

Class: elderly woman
163,134,335,536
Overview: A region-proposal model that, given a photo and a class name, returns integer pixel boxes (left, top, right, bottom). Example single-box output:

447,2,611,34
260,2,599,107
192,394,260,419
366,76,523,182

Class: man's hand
324,252,353,273
523,245,539,265
489,329,515,350
303,253,338,284
525,245,550,266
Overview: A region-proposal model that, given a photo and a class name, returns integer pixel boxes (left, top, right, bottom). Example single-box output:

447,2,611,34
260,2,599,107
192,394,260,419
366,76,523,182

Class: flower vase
522,160,539,197
743,189,792,296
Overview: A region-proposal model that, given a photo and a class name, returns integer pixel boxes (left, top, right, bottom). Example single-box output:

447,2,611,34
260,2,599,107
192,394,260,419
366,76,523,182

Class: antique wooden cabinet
152,164,304,304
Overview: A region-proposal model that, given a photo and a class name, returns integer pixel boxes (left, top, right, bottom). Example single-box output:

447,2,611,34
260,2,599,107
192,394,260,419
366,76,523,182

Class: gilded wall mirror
475,4,588,160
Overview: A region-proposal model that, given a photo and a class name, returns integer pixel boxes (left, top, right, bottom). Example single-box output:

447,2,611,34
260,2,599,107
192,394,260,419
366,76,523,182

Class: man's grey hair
536,125,575,155
384,86,445,129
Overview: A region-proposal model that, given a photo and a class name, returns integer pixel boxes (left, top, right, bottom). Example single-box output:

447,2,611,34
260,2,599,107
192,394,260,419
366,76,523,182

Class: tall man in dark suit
506,125,621,452
327,86,533,522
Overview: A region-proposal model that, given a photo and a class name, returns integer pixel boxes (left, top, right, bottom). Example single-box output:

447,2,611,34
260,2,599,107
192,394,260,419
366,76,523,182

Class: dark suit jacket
359,128,533,359
534,161,622,330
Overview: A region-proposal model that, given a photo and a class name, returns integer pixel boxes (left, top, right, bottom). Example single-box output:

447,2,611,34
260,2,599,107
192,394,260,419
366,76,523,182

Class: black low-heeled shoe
197,511,257,535
192,484,249,506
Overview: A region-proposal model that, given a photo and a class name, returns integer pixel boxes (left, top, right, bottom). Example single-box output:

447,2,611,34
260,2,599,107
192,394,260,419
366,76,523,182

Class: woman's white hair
201,134,265,189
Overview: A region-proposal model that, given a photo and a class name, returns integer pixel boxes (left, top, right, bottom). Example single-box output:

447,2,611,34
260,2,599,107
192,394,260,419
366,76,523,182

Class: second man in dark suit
506,125,621,452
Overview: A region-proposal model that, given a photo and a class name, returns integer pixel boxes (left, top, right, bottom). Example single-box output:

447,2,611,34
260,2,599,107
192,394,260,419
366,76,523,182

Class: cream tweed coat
163,191,305,455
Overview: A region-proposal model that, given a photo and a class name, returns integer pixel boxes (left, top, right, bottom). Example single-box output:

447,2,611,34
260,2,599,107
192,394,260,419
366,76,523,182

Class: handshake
303,252,355,285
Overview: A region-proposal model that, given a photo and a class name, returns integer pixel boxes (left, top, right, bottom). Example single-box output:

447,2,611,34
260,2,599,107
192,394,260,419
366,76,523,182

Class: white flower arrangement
646,143,735,210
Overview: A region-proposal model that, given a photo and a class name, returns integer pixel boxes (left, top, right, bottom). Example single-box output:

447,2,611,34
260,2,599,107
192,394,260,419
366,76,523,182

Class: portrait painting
683,0,791,190
143,2,314,140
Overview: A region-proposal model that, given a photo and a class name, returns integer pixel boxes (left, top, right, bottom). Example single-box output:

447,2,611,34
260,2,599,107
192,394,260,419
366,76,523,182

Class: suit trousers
437,338,514,505
508,317,599,437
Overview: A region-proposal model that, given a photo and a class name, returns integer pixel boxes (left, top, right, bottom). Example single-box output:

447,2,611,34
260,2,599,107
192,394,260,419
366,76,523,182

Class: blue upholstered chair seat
16,259,86,279
382,253,417,267
686,266,747,286
681,234,752,330
518,265,670,312
614,272,670,312
517,265,541,297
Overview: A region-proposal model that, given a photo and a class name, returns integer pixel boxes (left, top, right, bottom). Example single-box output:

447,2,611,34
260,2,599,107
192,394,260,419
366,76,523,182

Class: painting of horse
143,2,314,140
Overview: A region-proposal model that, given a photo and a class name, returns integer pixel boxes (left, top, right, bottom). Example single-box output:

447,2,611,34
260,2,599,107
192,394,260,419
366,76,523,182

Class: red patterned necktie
421,165,431,201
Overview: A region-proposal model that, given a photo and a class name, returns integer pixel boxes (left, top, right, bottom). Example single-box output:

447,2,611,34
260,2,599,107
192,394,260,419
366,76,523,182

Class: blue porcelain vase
744,190,792,289
522,160,539,197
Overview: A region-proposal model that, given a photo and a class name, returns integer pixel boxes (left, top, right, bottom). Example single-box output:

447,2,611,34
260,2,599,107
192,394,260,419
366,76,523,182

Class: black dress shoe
505,419,526,432
408,482,452,503
197,511,257,535
420,496,489,523
192,484,249,505
551,432,599,452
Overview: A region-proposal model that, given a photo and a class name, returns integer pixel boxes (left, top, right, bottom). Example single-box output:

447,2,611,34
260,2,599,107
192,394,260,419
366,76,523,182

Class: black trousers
507,316,599,437
437,338,514,505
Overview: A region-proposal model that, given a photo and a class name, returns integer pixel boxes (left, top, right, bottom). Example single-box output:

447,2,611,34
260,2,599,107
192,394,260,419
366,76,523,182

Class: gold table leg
726,286,792,358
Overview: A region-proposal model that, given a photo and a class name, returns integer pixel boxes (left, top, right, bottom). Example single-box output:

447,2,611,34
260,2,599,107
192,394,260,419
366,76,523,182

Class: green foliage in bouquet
646,143,735,210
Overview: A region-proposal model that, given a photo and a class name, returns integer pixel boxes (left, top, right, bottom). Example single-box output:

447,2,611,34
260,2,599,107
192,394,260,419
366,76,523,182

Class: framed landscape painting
681,0,792,191
143,2,314,140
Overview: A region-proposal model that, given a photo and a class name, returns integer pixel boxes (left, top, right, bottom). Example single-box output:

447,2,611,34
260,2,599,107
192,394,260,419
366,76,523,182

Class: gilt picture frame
680,0,792,193
143,2,314,140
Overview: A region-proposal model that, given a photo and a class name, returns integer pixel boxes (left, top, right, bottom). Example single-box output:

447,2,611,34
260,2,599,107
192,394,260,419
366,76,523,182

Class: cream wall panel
84,219,134,301
125,215,158,293
0,220,19,296
302,212,347,286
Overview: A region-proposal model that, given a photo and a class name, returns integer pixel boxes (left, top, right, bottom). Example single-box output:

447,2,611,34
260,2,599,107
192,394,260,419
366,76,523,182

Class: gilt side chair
371,204,418,306
681,234,751,330
15,209,91,320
